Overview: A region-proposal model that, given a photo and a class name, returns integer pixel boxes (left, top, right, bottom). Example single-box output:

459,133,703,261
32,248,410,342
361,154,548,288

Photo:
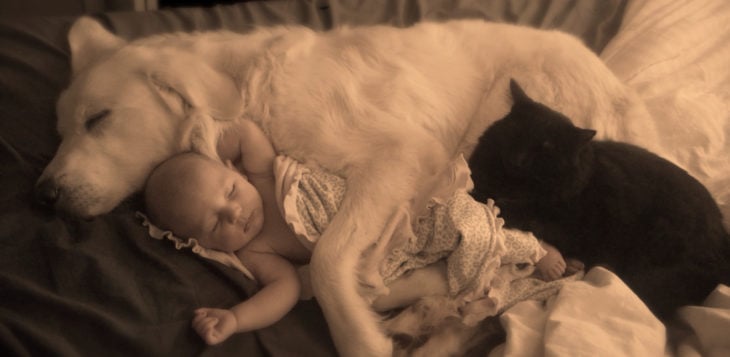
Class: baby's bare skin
536,241,583,281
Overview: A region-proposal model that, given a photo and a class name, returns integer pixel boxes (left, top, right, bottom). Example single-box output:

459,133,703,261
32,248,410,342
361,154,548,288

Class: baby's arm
192,250,301,345
217,120,276,177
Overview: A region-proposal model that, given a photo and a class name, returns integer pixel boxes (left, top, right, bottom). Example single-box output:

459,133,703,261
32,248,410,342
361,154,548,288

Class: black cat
468,79,730,319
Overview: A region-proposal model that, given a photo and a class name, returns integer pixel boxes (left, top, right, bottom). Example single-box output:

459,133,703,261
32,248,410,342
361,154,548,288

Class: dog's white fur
39,17,655,355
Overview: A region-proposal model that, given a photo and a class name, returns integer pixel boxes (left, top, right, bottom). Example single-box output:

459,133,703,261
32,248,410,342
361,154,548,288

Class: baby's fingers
194,308,214,318
192,312,218,332
193,319,223,345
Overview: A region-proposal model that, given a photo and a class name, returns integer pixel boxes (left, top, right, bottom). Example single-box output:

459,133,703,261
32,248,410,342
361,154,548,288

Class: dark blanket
0,1,628,355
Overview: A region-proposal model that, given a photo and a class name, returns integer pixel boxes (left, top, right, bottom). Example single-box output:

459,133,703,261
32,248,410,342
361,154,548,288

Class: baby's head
145,152,265,252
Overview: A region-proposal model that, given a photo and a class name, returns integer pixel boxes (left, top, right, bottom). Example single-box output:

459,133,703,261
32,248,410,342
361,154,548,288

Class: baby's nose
223,204,242,222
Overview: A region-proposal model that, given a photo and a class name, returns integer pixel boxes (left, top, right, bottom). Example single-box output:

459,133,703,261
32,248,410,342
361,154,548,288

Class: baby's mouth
242,210,254,233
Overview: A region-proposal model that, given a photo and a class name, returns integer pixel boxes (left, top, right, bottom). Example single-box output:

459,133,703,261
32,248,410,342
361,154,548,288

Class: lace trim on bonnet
136,212,255,281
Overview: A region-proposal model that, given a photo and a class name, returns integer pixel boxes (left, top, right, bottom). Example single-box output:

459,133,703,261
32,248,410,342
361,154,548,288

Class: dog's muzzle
34,177,62,208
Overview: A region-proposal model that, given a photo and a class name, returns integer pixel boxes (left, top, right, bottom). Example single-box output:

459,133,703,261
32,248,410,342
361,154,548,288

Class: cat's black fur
468,79,730,319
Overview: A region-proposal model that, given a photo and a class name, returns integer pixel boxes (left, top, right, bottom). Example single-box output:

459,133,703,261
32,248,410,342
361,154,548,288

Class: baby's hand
192,308,237,345
536,244,567,281
216,125,243,164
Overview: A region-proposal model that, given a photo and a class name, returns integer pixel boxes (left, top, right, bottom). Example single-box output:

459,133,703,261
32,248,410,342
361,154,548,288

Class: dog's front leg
309,188,393,355
309,160,427,356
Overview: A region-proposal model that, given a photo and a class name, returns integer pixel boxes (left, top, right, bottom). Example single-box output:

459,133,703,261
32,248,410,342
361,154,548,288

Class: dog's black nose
35,178,61,207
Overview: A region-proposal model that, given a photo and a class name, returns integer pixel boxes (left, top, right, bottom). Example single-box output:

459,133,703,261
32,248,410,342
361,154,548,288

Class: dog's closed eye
85,109,110,131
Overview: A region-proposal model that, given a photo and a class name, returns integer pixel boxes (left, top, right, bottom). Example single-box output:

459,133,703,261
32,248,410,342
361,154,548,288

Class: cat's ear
509,79,532,104
574,128,597,146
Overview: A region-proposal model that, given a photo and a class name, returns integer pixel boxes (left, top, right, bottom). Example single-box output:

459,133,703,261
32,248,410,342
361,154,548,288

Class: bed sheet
490,267,667,357
491,268,730,357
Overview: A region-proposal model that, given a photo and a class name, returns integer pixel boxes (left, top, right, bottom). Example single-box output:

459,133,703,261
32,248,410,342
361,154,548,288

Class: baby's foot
564,258,585,276
536,244,567,281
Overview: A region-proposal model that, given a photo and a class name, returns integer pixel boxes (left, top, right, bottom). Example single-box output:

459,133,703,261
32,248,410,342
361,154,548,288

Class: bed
1,0,728,356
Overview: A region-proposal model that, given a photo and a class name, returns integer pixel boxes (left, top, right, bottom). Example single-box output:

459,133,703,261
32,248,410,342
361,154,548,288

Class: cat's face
469,80,596,202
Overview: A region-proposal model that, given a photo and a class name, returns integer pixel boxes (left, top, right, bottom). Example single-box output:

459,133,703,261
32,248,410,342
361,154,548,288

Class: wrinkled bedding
492,267,667,357
492,268,730,357
1,0,728,355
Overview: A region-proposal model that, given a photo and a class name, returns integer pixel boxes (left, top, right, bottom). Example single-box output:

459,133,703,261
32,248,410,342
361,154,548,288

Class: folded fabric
137,212,255,281
676,284,730,357
491,267,665,357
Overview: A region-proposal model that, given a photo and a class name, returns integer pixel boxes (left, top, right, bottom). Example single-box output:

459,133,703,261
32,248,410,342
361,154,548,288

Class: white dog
37,17,656,356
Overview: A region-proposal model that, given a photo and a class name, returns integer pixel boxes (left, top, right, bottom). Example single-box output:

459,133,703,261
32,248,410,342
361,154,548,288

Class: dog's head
35,17,243,218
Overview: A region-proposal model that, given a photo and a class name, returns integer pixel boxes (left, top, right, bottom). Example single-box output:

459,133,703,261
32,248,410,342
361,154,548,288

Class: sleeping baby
141,119,582,345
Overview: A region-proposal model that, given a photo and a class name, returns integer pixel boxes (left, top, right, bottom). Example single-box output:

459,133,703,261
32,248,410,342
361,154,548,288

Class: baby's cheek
220,230,248,252
196,235,216,250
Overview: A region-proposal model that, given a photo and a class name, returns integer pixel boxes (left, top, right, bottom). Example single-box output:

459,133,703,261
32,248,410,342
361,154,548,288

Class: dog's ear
148,75,222,159
68,17,126,74
147,55,243,160
149,75,192,118
148,61,243,122
176,113,221,161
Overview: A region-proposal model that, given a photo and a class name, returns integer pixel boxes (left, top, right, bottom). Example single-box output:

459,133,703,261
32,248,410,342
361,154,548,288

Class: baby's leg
372,261,448,312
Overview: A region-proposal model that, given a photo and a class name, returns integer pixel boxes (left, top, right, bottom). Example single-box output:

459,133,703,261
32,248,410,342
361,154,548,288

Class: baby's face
164,159,265,252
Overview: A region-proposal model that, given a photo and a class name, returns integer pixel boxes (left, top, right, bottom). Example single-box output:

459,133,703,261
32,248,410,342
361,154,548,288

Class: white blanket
490,268,730,356
676,285,730,357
